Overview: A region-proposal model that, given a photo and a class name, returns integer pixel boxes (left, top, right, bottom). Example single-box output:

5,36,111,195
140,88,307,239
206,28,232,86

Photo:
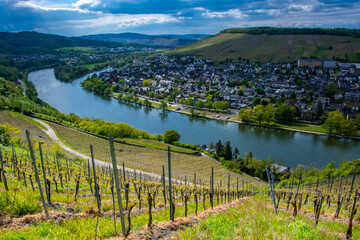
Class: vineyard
1,110,360,239
268,175,360,239
0,128,254,239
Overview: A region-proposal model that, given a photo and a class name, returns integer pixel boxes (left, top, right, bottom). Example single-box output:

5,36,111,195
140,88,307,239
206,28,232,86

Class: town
92,55,360,123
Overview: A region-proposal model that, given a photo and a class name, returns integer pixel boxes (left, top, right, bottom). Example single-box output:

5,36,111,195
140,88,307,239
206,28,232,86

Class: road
32,118,187,185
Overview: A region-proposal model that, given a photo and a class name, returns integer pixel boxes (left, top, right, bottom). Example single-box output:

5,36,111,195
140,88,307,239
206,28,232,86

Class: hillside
167,27,360,62
78,32,210,48
0,31,130,55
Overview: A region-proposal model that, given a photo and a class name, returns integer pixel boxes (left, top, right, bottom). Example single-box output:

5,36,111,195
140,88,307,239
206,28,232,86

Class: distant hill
78,33,210,48
0,31,129,55
167,27,360,62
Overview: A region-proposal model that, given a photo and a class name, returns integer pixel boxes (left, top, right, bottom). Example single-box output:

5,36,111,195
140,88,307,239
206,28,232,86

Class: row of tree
179,97,230,111
238,104,297,124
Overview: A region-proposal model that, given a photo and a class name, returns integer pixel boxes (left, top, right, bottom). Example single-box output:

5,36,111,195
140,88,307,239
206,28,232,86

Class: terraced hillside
167,31,360,62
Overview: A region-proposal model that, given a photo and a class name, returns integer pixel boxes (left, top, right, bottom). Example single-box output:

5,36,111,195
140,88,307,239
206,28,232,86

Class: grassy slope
167,33,360,62
172,195,360,239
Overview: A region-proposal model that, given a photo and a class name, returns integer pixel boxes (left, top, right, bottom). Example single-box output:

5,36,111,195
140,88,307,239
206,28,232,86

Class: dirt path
31,118,187,185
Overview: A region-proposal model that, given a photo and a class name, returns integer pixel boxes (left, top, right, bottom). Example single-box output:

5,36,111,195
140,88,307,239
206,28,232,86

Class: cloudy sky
1,0,359,36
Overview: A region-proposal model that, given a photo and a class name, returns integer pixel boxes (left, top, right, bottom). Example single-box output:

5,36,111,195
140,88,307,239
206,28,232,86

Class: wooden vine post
26,130,49,218
38,142,50,203
162,165,166,206
90,145,101,214
211,167,214,209
167,146,174,221
0,147,8,191
346,189,358,239
108,135,126,237
266,166,277,215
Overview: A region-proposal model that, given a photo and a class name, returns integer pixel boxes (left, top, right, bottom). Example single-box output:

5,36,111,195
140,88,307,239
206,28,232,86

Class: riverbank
111,92,360,140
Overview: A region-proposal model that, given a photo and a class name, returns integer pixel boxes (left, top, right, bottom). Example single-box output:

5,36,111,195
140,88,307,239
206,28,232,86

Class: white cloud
287,4,314,12
195,8,246,19
72,0,101,8
247,9,281,16
68,13,180,29
203,9,246,19
15,0,90,12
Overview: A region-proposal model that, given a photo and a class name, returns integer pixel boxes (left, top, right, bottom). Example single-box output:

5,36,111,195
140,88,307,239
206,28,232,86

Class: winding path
32,118,187,185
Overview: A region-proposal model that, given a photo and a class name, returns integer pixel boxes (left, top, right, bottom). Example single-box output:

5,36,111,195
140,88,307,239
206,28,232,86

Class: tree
274,105,297,122
185,97,194,106
254,105,264,124
323,111,344,134
143,79,153,87
263,104,275,124
354,115,360,129
252,97,261,106
160,99,168,111
209,142,214,150
111,84,120,92
215,140,223,156
179,98,185,104
239,109,255,122
163,129,181,143
143,98,152,108
233,147,239,158
205,101,214,110
195,100,205,108
223,141,232,160
215,101,230,111
314,99,323,120
148,92,155,98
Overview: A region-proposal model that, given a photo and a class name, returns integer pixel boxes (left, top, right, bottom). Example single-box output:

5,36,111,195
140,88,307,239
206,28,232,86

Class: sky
0,0,359,36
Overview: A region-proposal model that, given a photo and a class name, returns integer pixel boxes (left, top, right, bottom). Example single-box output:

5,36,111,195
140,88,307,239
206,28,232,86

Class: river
28,68,360,169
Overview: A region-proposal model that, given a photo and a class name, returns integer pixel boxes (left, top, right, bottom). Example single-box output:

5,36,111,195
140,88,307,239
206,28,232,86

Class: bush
163,129,181,144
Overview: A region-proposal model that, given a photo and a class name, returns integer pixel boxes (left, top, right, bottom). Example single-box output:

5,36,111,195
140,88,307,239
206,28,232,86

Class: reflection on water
29,68,360,169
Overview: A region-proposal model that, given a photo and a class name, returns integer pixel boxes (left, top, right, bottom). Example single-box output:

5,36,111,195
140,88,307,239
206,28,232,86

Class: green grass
172,195,359,240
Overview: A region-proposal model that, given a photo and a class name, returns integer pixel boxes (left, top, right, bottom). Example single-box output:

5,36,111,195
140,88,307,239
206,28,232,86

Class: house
243,88,256,97
345,92,360,101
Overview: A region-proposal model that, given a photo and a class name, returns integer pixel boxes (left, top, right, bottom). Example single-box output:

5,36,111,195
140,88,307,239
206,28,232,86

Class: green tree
223,141,232,160
195,100,205,108
215,140,223,156
205,101,214,110
185,97,194,106
239,109,255,122
215,101,230,110
233,147,239,158
323,111,344,134
160,99,168,111
274,105,297,122
163,129,181,143
143,98,152,108
252,97,261,106
148,92,155,98
179,98,185,104
143,79,153,87
254,105,264,124
315,99,323,120
263,104,275,124
354,115,360,129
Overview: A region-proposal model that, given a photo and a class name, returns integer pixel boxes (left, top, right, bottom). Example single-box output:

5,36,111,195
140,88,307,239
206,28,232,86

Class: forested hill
167,27,360,62
0,31,129,55
78,33,210,48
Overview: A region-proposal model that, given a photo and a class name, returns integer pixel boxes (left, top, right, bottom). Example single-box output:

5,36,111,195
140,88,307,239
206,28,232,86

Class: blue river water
28,68,360,169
